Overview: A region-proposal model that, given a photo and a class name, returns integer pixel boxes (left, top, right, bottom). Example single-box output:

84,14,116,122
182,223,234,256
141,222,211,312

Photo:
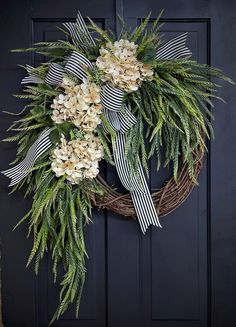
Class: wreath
1,10,233,322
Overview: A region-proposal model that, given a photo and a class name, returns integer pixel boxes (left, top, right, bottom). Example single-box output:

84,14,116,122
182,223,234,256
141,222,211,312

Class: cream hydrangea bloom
96,39,153,92
51,77,102,132
51,134,104,184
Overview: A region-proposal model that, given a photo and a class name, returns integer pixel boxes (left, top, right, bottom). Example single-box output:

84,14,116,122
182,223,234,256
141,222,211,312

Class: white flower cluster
51,77,102,132
51,134,104,184
96,39,153,92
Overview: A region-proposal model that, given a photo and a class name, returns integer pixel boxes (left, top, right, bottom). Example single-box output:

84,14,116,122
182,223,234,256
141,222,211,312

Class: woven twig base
91,150,204,220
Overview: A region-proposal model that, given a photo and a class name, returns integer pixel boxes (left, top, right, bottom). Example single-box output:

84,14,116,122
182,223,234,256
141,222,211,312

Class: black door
0,1,235,327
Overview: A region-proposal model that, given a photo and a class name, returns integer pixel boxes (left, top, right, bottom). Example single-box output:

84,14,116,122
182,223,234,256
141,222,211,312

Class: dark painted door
0,1,235,327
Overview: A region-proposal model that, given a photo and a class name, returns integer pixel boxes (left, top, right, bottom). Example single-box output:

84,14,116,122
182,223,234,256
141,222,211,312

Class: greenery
3,11,233,323
126,59,233,181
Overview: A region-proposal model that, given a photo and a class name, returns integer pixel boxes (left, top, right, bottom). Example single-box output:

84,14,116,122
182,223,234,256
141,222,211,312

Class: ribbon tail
131,161,162,234
1,128,53,186
112,133,161,234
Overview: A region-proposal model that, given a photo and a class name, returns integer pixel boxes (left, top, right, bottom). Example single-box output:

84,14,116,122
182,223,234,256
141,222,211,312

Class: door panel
0,1,236,327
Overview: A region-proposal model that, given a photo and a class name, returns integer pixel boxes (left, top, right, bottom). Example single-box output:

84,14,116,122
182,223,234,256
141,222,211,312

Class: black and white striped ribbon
103,106,137,134
63,11,95,52
104,109,121,131
131,160,162,232
113,133,162,233
100,85,137,133
2,128,52,186
45,63,65,85
21,65,44,84
156,32,192,60
45,51,94,86
65,51,94,80
101,84,125,111
119,107,137,133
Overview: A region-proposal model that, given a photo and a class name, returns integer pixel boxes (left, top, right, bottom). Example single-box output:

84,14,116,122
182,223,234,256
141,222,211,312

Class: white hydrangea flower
51,78,102,133
96,39,153,92
51,134,104,184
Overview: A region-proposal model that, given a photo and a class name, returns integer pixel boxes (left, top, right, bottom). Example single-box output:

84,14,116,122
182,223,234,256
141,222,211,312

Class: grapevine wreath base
92,149,204,219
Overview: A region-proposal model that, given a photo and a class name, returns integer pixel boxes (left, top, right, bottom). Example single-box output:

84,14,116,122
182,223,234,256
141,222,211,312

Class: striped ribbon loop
45,63,65,85
63,11,95,51
101,84,124,112
65,51,93,80
2,128,52,187
156,32,192,60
